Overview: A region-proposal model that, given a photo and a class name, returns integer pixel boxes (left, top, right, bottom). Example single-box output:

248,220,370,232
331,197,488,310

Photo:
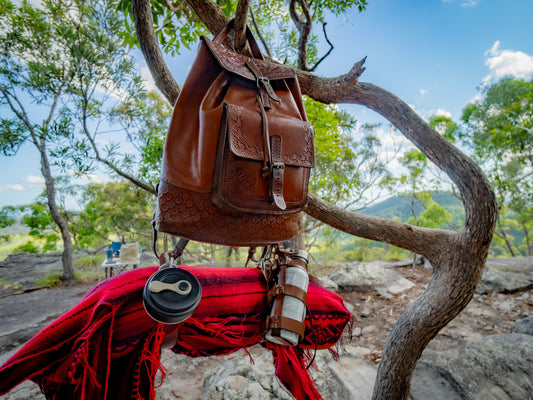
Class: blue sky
1,0,533,208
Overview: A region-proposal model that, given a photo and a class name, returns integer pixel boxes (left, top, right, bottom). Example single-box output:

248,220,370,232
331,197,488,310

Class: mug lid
143,268,202,324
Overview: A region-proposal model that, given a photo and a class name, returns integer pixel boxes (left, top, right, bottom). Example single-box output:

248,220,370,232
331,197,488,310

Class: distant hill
358,191,464,223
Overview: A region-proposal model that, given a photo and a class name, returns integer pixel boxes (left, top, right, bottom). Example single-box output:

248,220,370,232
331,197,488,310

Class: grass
0,277,22,290
75,254,105,270
36,272,63,288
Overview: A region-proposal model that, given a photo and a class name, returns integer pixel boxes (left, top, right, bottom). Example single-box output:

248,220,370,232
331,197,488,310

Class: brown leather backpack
154,21,314,246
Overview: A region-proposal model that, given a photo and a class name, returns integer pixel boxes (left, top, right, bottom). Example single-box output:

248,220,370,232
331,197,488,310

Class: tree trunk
38,144,76,284
497,217,516,257
521,221,532,256
131,1,498,398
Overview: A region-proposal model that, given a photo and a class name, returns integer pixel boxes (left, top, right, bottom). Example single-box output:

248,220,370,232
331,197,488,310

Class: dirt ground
342,264,533,364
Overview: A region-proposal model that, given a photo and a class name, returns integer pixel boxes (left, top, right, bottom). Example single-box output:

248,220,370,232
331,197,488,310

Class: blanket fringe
265,342,323,400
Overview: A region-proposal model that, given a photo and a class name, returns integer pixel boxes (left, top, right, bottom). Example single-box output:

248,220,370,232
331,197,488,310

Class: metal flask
265,250,309,346
143,267,202,324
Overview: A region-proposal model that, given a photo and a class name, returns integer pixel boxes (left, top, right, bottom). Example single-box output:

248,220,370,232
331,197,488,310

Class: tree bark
522,221,532,256
16,91,77,284
38,143,76,284
132,0,181,104
131,1,498,398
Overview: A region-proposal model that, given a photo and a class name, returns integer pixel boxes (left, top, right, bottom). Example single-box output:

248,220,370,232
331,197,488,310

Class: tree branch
185,0,228,36
132,0,181,104
234,0,251,51
250,8,271,57
81,100,156,195
289,0,312,71
300,80,497,247
163,0,185,12
308,20,333,72
305,194,454,258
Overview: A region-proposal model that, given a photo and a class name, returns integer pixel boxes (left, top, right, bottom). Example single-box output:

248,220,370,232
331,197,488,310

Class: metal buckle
275,284,284,296
272,162,285,170
257,76,270,88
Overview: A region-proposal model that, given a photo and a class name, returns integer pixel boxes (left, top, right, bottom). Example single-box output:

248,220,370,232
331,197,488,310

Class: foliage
460,77,533,255
14,241,40,253
429,115,458,144
136,91,173,184
0,277,21,290
9,199,61,251
71,180,154,248
117,0,210,55
406,201,452,229
118,0,367,67
75,270,101,283
306,97,390,205
0,206,16,229
36,272,62,287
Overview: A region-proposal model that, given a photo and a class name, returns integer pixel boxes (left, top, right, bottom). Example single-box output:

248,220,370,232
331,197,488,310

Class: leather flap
202,37,296,82
225,103,314,168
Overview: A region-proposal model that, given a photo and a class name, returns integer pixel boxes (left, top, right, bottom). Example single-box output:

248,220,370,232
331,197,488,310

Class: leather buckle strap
270,135,286,210
246,60,282,106
247,60,286,210
266,283,308,304
266,315,306,338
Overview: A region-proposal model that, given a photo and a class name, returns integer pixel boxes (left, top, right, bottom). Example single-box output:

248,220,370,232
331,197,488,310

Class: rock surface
328,261,415,294
512,316,533,335
412,333,533,400
477,256,533,294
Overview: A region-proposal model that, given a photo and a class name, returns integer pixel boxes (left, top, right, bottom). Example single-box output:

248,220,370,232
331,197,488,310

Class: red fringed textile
0,266,350,400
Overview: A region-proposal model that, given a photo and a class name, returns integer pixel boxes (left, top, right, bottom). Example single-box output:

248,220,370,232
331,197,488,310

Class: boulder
411,333,533,400
512,316,533,336
200,345,378,400
310,346,377,400
201,349,293,400
328,261,414,294
477,257,533,294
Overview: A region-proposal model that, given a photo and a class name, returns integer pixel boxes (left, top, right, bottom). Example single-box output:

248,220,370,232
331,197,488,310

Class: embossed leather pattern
155,22,314,246
155,180,300,245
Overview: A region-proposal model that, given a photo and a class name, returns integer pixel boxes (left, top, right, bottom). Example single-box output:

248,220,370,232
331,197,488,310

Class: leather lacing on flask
262,248,310,346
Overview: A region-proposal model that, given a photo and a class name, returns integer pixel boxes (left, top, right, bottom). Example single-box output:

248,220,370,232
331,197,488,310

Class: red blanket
0,266,351,400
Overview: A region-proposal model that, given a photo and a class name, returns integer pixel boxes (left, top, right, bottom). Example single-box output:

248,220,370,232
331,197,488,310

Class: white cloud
141,65,157,93
420,89,427,97
86,173,113,184
73,173,114,185
435,108,452,118
461,0,479,7
482,41,533,85
441,0,479,7
24,175,45,186
0,184,25,193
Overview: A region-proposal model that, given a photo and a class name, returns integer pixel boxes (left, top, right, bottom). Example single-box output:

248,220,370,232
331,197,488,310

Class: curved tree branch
305,194,454,259
250,8,271,57
185,0,228,35
234,0,251,51
132,0,180,103
289,0,312,70
81,99,156,195
163,0,185,13
308,20,333,72
131,1,498,398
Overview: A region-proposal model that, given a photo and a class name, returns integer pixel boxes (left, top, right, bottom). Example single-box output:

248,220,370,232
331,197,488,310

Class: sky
1,0,533,208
